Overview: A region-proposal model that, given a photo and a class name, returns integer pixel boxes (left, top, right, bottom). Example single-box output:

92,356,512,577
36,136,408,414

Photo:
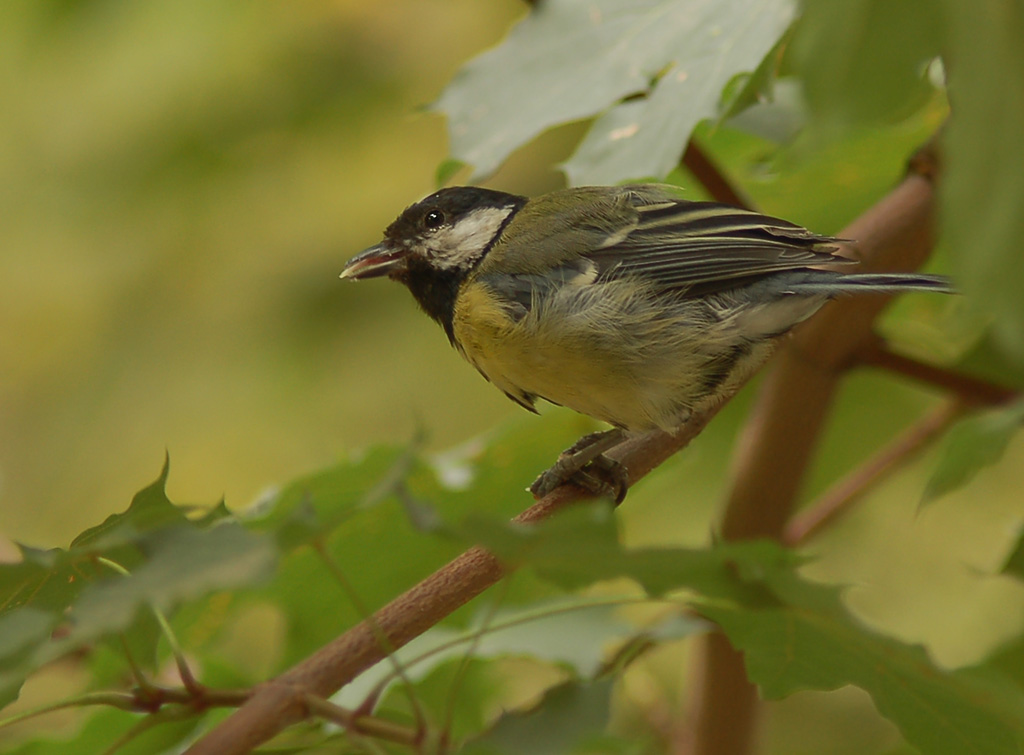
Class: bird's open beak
340,242,407,280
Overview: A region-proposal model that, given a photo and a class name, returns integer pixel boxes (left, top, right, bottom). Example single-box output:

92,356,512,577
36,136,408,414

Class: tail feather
781,272,954,296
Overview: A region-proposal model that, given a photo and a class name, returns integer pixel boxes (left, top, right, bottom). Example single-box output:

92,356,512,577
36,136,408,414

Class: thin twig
856,339,1018,406
96,556,204,697
118,635,158,699
0,692,141,729
682,141,752,209
440,579,509,750
677,143,941,755
311,540,429,731
101,707,198,755
783,336,1020,546
783,400,965,547
184,413,728,754
304,694,418,750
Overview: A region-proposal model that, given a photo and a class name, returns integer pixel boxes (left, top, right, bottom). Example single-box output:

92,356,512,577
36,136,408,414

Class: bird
341,184,951,501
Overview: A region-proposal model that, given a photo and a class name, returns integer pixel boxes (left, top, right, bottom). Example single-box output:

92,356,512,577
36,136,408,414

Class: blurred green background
2,2,1024,752
0,0,557,545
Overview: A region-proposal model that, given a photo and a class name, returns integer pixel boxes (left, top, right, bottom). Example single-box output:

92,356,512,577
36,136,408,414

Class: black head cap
347,186,527,341
384,186,527,253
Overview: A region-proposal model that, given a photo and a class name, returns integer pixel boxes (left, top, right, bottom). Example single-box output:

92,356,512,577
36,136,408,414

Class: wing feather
590,195,851,296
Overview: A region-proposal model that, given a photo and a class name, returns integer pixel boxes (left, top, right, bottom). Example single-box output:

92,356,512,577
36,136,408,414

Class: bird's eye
423,209,446,229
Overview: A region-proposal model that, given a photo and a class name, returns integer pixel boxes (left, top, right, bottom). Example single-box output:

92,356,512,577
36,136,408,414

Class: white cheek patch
429,206,514,269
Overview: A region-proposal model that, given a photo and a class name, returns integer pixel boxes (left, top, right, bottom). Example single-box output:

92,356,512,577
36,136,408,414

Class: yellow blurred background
0,0,571,545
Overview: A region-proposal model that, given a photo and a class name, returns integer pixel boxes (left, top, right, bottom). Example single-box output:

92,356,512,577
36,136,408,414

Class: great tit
341,184,950,499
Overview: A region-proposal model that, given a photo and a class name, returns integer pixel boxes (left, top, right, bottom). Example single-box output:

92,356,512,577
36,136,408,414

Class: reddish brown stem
682,142,752,209
677,149,940,755
184,422,719,755
856,340,1018,406
783,400,964,547
782,345,1020,546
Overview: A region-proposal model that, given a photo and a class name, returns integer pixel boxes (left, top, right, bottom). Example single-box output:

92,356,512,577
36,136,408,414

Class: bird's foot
529,429,629,503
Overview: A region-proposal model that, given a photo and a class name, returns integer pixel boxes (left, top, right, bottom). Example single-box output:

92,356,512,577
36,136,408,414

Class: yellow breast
452,277,743,431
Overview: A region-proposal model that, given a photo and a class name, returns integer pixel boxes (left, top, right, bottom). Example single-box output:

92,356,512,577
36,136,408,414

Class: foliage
3,427,1024,753
438,0,1024,368
435,0,795,184
3,0,1024,754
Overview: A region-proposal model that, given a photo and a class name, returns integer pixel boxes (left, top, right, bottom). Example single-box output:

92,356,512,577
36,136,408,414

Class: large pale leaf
64,523,276,647
939,0,1024,362
459,507,1024,753
436,0,794,184
793,0,1024,363
0,608,58,709
793,0,940,124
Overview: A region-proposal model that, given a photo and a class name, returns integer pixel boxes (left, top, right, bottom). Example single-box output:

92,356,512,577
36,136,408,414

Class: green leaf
706,599,1024,754
259,416,590,667
0,608,59,708
0,461,198,626
1000,528,1024,583
940,1,1024,362
0,463,192,641
70,456,188,553
922,401,1024,504
465,679,616,755
792,1,1024,363
0,546,87,618
0,460,276,690
375,656,500,745
436,0,795,184
456,504,800,604
64,524,275,647
336,597,705,709
246,444,416,550
0,609,54,669
982,636,1024,692
459,509,1024,753
793,0,940,125
955,331,1024,396
718,25,794,121
452,600,702,678
435,157,467,187
1,705,200,755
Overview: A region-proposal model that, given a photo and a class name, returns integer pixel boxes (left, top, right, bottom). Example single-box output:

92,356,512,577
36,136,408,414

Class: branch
856,339,1018,406
783,345,1020,546
682,141,752,209
677,146,941,755
782,400,964,547
184,419,724,754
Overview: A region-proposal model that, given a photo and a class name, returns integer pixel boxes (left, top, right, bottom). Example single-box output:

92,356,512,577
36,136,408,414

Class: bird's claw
532,446,626,499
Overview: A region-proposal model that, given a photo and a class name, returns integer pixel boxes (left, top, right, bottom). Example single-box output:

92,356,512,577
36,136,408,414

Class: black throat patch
398,257,465,344
393,193,525,345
